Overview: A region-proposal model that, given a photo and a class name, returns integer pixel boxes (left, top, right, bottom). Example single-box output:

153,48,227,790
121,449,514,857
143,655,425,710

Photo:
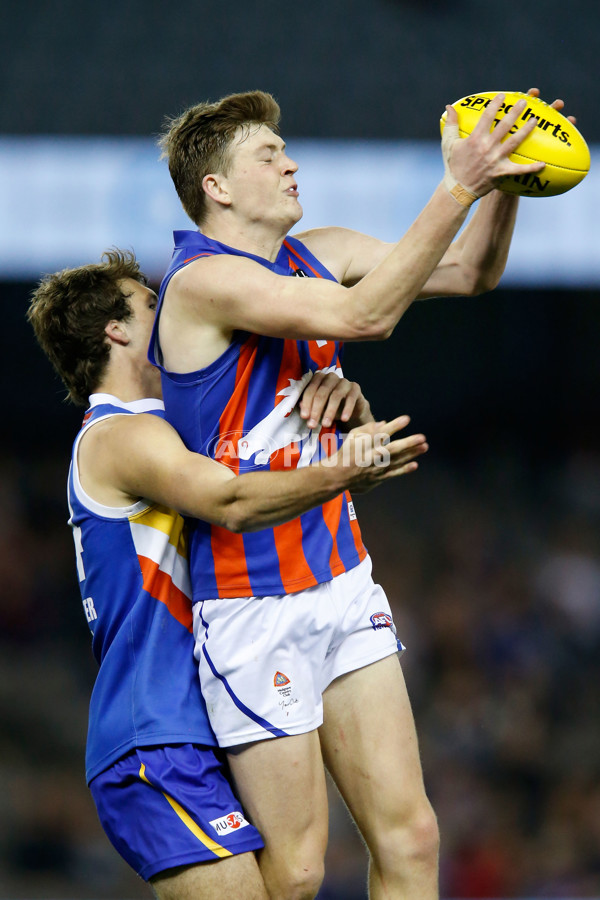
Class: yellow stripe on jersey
129,504,187,554
139,763,232,858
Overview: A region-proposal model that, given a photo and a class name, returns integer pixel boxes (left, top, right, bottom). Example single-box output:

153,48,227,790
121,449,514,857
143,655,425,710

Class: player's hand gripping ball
440,91,590,197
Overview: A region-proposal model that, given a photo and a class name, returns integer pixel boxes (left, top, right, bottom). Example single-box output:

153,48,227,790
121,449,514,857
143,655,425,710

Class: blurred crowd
1,442,599,899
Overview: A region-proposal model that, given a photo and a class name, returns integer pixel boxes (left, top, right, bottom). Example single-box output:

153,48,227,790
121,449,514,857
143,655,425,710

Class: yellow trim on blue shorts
139,762,232,859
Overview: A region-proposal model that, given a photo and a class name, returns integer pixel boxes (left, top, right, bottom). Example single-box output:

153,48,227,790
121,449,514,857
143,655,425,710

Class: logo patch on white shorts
370,611,393,630
348,501,357,521
209,811,250,835
273,670,299,714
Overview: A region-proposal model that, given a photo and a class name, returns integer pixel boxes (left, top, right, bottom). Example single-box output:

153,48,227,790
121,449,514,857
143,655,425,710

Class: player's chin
286,198,304,223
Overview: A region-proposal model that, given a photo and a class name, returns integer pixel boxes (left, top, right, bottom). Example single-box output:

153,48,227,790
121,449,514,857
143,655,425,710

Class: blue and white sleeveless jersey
149,231,367,601
68,393,215,783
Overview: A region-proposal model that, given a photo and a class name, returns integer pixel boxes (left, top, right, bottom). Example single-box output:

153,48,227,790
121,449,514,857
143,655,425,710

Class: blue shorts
89,744,263,881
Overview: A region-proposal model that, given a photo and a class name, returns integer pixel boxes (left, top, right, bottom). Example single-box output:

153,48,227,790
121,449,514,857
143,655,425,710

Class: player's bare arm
300,91,576,300
161,94,545,368
77,407,427,532
296,199,518,302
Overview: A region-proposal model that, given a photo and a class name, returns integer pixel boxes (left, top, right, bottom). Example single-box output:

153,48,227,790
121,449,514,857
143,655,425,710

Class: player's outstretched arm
78,410,426,533
173,94,548,347
212,415,428,527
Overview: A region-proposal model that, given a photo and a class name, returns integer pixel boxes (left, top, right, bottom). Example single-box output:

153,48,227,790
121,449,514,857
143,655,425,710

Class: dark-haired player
28,249,427,900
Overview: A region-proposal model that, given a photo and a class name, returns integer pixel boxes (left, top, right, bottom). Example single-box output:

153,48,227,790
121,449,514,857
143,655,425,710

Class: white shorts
192,555,403,748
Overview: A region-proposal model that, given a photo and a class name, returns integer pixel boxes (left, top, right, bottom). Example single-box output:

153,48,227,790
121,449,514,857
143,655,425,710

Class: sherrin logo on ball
440,91,590,197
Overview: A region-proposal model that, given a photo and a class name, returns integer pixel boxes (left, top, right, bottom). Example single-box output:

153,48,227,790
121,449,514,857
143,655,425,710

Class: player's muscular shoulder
78,415,146,507
167,255,226,312
166,254,274,324
161,258,237,371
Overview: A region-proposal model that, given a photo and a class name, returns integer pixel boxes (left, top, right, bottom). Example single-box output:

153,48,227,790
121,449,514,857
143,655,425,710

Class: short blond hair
158,90,281,226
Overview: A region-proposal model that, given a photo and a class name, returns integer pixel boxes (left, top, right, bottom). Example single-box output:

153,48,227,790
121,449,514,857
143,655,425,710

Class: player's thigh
150,851,268,900
320,654,431,842
227,730,329,854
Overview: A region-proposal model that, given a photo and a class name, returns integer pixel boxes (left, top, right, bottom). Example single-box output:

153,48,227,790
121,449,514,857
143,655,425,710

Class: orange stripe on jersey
210,526,253,597
183,252,215,264
137,555,193,632
274,339,302,407
269,338,319,588
283,240,324,279
345,489,367,561
216,336,259,476
210,336,257,597
272,515,318,592
320,493,345,574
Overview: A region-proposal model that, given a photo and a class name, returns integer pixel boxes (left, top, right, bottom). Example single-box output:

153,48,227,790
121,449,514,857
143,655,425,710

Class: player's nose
282,154,298,175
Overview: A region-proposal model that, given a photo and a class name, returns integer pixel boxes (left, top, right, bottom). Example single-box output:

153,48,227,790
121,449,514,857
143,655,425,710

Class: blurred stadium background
1,0,599,897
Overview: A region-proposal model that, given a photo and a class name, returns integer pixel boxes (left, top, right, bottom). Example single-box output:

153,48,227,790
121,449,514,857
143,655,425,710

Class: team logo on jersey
293,268,309,277
370,611,394,630
274,671,290,686
209,811,250,835
208,429,281,470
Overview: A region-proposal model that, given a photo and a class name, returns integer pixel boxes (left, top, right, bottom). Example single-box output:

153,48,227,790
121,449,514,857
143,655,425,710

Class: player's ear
202,172,232,207
104,319,130,346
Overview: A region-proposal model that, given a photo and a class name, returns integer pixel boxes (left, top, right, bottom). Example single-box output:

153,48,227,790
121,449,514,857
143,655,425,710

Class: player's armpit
295,226,395,287
417,187,520,299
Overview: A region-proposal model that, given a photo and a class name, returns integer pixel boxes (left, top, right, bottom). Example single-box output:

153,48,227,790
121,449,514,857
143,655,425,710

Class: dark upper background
1,0,597,140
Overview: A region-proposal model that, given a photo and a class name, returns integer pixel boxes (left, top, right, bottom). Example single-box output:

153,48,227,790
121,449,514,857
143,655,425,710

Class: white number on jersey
72,524,86,581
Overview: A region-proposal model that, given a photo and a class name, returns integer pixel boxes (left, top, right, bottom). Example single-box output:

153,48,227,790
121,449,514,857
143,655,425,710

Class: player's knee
405,804,440,866
272,858,325,900
288,862,325,900
373,801,440,875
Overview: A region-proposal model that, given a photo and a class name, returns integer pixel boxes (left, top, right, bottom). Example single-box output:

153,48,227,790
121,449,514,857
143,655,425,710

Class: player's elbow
372,323,396,340
221,499,268,533
364,323,396,341
220,505,249,533
348,315,396,341
463,264,504,296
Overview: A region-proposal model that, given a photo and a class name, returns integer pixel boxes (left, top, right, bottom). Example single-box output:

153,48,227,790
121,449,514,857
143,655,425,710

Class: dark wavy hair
27,249,146,406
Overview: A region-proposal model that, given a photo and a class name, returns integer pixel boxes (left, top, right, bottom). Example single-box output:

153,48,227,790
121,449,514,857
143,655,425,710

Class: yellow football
440,91,590,197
